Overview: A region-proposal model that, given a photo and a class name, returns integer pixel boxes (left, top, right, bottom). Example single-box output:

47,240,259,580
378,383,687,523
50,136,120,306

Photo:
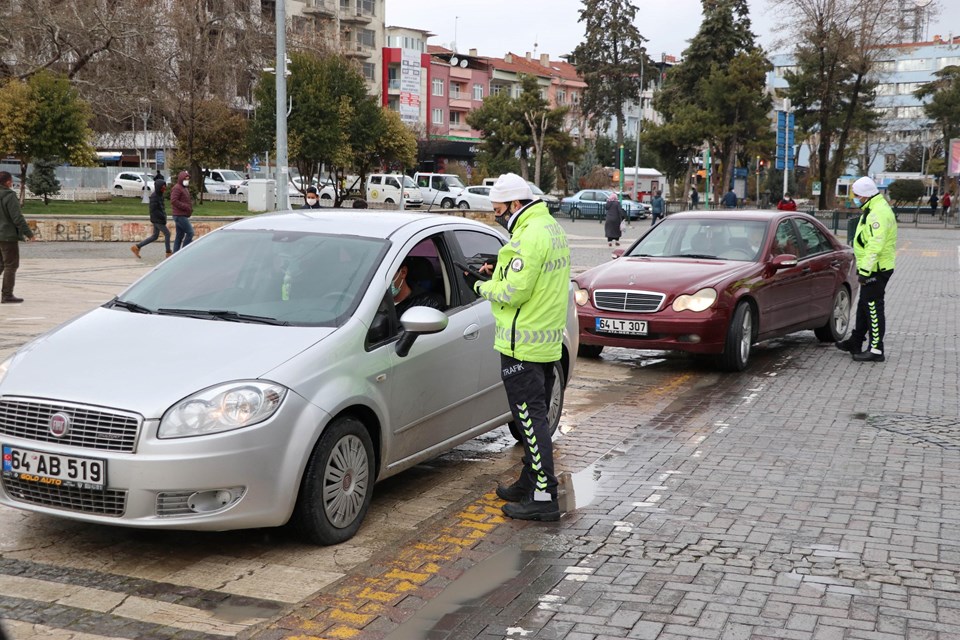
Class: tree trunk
18,161,27,205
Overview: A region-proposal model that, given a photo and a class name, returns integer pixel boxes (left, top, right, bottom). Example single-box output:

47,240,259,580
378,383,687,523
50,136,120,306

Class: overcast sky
385,0,953,61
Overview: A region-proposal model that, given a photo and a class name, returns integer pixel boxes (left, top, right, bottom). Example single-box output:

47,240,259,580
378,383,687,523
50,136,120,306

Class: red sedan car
573,210,858,371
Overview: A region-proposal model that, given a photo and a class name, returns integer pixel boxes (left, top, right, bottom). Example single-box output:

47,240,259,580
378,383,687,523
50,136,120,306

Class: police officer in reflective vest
836,176,897,362
472,173,570,521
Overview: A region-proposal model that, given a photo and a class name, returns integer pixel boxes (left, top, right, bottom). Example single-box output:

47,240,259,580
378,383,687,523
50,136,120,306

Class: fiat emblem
49,412,71,438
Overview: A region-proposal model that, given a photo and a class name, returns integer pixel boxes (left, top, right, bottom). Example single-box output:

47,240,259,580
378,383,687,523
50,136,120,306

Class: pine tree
26,159,60,205
572,0,649,150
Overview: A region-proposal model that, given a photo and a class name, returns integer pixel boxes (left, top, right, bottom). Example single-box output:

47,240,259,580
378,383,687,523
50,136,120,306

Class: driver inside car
392,256,445,317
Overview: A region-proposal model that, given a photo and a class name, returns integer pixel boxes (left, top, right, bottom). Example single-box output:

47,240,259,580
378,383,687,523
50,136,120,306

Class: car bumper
577,305,730,354
0,392,329,531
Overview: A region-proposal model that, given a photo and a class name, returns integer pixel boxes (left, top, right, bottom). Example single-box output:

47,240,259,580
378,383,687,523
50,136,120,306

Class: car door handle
463,323,480,340
802,267,811,273
830,260,841,267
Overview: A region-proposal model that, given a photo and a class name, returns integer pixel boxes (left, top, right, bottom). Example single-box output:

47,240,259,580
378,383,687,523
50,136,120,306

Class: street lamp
632,56,645,202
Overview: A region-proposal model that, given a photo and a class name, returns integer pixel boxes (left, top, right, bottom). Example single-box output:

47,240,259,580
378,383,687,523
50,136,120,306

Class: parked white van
206,169,246,193
413,172,466,208
367,174,424,208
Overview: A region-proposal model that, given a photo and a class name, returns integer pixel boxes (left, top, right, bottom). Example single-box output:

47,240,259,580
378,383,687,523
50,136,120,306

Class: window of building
472,83,483,100
570,91,579,104
874,60,895,72
387,96,399,111
774,65,798,78
339,0,350,9
897,58,932,72
938,56,960,69
358,0,374,15
884,153,897,170
897,106,925,119
490,84,502,96
875,83,895,95
556,89,566,104
362,62,376,81
450,82,462,99
432,108,443,124
450,111,461,126
432,78,444,96
358,28,375,49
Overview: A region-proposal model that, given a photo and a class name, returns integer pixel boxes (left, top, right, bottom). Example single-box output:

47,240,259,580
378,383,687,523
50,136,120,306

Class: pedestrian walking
929,193,939,214
690,187,699,209
131,177,171,259
650,190,665,225
171,170,194,252
943,192,952,218
468,172,569,522
722,187,738,209
777,192,798,211
835,176,897,362
0,170,35,303
604,192,625,247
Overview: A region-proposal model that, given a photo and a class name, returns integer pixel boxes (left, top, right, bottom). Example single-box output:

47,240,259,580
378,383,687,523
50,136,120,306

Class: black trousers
0,240,20,299
850,270,892,353
501,354,558,502
137,222,171,253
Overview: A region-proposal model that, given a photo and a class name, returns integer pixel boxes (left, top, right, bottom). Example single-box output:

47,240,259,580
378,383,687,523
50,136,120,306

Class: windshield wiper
672,253,719,260
157,308,289,325
106,298,155,314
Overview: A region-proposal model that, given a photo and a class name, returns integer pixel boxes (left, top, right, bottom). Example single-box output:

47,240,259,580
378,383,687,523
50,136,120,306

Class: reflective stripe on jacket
475,201,570,362
854,194,897,276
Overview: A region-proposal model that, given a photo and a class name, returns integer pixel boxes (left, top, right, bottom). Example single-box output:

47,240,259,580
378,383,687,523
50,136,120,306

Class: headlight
574,288,590,306
159,381,287,439
0,355,11,385
671,288,718,312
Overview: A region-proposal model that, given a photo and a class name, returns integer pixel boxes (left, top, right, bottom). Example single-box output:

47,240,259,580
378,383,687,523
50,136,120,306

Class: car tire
719,301,753,372
321,194,332,200
384,198,395,205
507,361,565,442
238,192,246,203
291,415,374,545
577,344,603,358
114,185,123,191
441,198,454,209
814,286,851,342
458,201,470,210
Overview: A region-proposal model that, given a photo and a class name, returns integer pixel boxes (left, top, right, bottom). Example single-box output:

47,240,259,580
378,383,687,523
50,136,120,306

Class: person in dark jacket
171,170,194,252
929,193,939,214
604,192,625,247
722,188,738,209
650,190,665,225
301,186,321,209
131,178,171,258
0,171,34,303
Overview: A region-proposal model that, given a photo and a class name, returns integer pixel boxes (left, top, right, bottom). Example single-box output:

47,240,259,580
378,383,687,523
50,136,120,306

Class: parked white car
112,172,154,195
413,173,466,208
367,174,423,208
455,186,493,211
206,169,246,194
203,178,231,195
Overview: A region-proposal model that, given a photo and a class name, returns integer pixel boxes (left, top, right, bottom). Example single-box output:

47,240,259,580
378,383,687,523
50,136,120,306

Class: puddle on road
384,546,531,639
558,463,601,512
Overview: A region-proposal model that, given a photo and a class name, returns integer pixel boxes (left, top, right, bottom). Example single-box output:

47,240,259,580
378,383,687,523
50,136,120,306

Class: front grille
0,398,141,452
156,491,193,517
594,290,665,313
2,475,126,516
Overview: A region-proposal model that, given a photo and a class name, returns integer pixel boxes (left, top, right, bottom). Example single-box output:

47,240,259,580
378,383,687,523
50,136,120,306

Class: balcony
387,78,401,93
303,0,336,17
346,42,374,58
341,10,373,24
449,94,472,110
449,65,471,81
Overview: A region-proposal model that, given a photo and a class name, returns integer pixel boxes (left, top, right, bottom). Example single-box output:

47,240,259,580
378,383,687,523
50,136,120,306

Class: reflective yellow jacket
854,194,897,276
475,201,570,362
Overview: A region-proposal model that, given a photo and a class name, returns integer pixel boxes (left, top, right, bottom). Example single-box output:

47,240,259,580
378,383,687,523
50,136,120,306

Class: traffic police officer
836,176,897,362
472,173,570,521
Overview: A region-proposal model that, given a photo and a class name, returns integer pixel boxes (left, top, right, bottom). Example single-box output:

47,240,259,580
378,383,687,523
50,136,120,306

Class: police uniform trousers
851,270,892,353
500,354,558,502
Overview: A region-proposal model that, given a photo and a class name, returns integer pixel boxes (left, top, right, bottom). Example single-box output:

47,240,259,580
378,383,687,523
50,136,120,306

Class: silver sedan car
0,212,577,545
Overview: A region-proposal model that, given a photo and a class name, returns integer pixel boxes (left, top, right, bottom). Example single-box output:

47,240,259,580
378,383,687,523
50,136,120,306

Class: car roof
667,209,796,222
225,210,499,240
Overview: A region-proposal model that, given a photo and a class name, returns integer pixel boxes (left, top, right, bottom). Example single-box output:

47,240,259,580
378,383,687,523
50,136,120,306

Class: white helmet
489,173,533,203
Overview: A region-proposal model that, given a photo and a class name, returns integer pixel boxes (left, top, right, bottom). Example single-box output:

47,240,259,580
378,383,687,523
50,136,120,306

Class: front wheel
507,361,565,442
291,416,375,545
719,302,753,372
441,198,454,209
814,286,851,342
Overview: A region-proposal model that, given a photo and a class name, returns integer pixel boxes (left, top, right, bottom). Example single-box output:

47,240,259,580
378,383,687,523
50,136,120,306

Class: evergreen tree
26,159,61,205
572,0,649,149
915,65,960,186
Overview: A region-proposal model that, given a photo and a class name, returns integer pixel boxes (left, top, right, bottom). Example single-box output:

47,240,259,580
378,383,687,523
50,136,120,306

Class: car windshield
113,229,388,326
219,171,244,181
626,218,768,262
445,176,466,190
400,175,417,188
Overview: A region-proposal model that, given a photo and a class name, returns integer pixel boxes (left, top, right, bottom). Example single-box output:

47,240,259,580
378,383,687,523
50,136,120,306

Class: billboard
949,139,960,177
399,48,422,127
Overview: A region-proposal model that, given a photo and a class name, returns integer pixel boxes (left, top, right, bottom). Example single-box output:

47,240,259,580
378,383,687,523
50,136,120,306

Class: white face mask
306,198,318,206
182,180,190,187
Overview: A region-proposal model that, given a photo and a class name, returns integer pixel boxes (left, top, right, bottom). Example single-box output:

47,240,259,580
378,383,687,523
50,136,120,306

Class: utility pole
632,56,645,202
275,0,289,211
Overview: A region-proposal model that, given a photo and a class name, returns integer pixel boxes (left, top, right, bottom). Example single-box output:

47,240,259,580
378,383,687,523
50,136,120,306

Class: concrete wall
24,216,241,242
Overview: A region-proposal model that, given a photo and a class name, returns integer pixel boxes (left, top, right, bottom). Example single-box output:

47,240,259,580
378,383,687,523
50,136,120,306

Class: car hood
1,308,333,418
574,256,756,296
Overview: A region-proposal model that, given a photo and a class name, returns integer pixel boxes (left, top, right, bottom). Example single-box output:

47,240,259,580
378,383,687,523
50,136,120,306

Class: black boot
495,480,527,503
1,296,23,304
835,338,861,354
853,350,885,362
502,498,560,522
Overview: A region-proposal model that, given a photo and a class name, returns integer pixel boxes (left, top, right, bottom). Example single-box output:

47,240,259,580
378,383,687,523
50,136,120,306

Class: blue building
767,35,960,179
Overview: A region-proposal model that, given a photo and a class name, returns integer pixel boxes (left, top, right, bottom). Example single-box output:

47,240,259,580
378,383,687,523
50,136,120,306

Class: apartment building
383,27,431,130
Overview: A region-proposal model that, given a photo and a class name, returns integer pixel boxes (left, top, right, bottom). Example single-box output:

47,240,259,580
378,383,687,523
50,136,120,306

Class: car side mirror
771,254,798,269
611,248,625,259
395,307,449,357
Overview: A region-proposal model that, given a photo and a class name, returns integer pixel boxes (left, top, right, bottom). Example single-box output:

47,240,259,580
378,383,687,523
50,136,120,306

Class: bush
887,179,924,206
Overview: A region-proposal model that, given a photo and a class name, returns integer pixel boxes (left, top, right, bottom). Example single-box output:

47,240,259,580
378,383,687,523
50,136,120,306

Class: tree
572,0,649,149
517,75,568,187
467,92,530,176
0,71,95,202
772,0,900,209
915,65,960,186
27,159,61,204
887,179,924,206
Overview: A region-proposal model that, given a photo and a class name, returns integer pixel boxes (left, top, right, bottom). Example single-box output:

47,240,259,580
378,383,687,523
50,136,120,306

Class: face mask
494,203,513,230
182,180,190,187
390,272,403,297
306,198,318,206
853,197,862,207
